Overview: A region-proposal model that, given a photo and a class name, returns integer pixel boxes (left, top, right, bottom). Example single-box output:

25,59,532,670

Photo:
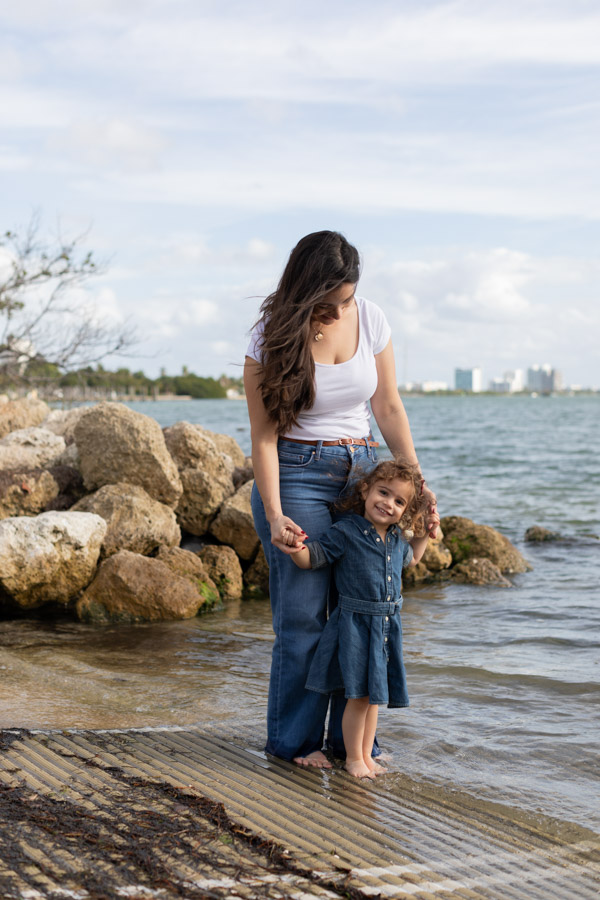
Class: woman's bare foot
293,750,332,769
365,756,387,775
345,758,376,779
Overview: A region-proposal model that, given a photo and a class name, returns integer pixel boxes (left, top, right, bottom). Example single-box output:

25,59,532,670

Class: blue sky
1,0,599,387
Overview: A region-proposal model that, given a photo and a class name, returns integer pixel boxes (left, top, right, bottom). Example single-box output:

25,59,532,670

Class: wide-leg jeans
251,438,377,761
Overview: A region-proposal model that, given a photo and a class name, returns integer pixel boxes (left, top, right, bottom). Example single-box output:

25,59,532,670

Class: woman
244,231,435,768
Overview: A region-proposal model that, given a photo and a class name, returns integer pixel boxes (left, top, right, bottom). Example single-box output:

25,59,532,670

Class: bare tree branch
0,217,137,385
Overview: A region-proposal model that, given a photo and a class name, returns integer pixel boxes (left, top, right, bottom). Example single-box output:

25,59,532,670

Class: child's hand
425,505,440,539
282,526,307,552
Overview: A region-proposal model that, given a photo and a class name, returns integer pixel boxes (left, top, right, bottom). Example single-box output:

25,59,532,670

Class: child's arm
408,507,441,566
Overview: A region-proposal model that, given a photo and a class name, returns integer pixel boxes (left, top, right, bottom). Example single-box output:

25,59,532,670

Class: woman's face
312,283,356,326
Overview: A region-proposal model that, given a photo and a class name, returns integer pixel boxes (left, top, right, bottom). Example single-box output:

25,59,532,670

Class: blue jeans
251,438,377,761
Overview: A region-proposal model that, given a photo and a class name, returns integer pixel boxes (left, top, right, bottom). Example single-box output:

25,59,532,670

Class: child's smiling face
361,477,415,530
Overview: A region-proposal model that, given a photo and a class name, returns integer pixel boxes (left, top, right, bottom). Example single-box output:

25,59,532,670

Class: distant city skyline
1,2,599,388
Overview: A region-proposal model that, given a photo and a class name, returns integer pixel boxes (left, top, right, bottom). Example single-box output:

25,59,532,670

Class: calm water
1,396,598,831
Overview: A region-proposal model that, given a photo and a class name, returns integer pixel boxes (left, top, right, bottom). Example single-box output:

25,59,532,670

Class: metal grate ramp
0,728,598,899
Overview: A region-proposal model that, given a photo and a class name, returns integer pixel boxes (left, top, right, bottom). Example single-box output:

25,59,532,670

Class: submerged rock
72,483,180,558
77,549,217,624
524,525,561,542
210,480,259,561
0,511,106,609
198,544,243,600
74,402,182,507
440,516,531,574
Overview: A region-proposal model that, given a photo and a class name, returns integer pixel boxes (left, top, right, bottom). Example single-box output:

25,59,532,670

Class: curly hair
253,231,360,435
336,459,428,537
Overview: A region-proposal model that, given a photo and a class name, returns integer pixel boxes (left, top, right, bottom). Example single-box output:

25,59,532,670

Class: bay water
1,396,598,832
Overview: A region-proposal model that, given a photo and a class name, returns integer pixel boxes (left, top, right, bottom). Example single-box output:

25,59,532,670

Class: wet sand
1,727,599,899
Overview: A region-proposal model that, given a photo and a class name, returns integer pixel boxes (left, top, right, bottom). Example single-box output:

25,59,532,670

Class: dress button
384,637,388,642
387,555,391,561
387,576,391,581
387,596,390,601
376,537,380,542
364,530,368,535
385,616,389,622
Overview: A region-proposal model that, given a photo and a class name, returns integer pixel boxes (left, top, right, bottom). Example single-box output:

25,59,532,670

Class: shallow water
1,396,598,831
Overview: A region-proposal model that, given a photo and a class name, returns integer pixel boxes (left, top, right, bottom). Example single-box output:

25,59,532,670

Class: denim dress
305,514,413,708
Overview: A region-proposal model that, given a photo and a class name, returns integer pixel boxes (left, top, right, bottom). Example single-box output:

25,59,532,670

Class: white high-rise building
527,364,561,393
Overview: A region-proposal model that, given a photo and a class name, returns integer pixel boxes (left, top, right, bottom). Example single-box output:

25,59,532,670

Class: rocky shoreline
0,396,532,625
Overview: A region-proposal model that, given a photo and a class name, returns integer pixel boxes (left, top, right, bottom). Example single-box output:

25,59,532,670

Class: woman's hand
270,515,307,554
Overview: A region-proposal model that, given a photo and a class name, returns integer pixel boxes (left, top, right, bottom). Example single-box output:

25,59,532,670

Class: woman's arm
371,340,438,537
244,357,305,554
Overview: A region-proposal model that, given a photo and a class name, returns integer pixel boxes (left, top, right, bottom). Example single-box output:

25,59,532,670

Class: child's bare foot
365,756,387,775
345,758,376,779
293,750,332,769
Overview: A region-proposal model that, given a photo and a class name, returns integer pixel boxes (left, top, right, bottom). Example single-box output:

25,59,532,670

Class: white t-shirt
245,295,391,440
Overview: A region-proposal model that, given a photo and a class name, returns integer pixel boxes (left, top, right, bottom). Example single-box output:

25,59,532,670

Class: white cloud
48,118,167,172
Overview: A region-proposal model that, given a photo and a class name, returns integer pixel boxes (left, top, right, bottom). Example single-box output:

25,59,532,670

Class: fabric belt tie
281,437,379,448
338,596,400,615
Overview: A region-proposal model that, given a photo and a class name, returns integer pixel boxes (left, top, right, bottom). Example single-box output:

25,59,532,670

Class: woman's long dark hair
255,231,360,434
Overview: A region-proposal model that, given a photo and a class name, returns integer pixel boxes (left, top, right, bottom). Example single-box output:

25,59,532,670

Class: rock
524,525,560,542
421,530,452,571
0,468,60,519
76,549,215,624
53,442,81,470
440,516,531,574
233,458,254,490
43,465,86,511
202,428,246,468
198,544,243,600
0,396,50,439
210,480,259,561
74,402,182,507
155,546,220,608
42,407,88,445
402,560,431,588
0,427,66,471
244,545,269,598
163,422,234,535
0,511,106,609
72,483,180,558
446,558,512,587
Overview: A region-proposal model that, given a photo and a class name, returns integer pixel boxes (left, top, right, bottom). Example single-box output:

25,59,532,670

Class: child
283,460,439,779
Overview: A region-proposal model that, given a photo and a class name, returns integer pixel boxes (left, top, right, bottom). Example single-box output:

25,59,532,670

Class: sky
1,0,599,388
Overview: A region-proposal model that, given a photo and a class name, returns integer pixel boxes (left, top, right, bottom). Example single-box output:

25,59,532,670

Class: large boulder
155,546,220,607
243,545,269,598
74,402,182,507
198,427,246,469
198,544,243,600
403,530,453,588
0,427,65,471
0,468,60,519
164,422,234,535
0,511,106,609
76,549,217,624
72,483,180,558
440,516,531,574
0,396,49,439
210,480,259,561
42,407,88,445
445,558,512,587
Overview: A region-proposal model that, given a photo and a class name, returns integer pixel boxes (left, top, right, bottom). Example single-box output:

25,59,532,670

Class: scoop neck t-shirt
245,295,391,441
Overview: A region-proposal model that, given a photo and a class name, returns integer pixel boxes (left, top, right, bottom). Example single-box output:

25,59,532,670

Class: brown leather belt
281,436,379,448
